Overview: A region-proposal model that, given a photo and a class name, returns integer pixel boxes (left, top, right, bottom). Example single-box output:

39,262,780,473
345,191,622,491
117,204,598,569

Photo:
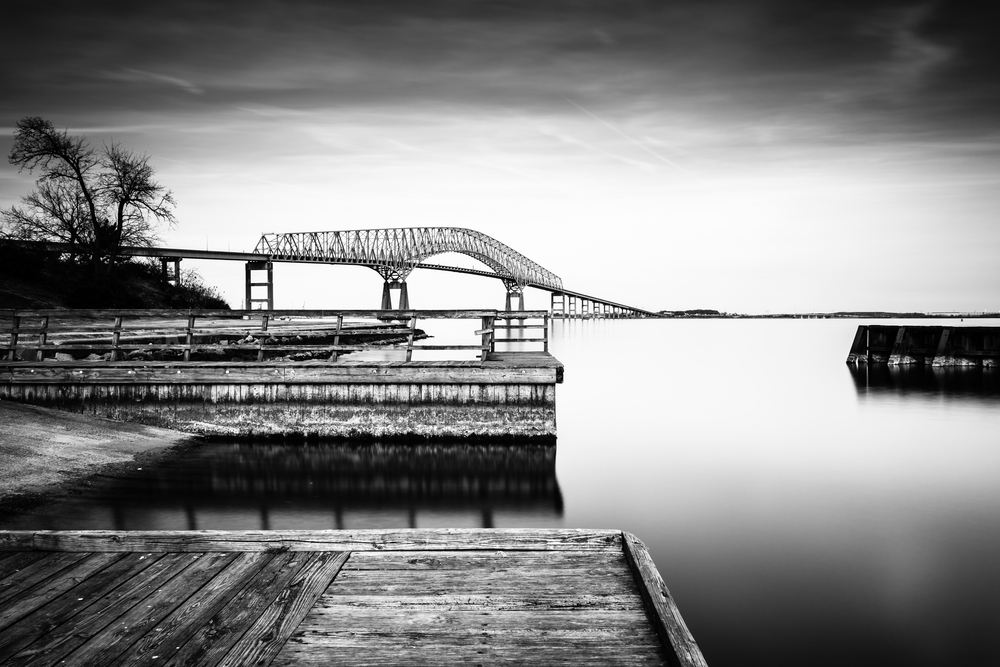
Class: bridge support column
504,290,524,312
551,292,565,318
245,261,274,310
381,280,410,310
160,257,182,287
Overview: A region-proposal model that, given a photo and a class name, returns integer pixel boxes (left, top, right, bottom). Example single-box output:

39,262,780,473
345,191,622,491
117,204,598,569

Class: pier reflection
847,364,1000,399
16,441,564,531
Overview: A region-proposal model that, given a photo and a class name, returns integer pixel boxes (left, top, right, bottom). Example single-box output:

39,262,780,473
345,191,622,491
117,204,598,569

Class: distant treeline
658,309,1000,319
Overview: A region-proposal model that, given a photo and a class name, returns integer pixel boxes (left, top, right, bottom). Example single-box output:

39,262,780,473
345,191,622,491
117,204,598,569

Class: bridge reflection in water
14,442,564,531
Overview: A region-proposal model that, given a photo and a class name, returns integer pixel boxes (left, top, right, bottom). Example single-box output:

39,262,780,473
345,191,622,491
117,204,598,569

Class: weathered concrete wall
847,325,1000,366
0,383,557,438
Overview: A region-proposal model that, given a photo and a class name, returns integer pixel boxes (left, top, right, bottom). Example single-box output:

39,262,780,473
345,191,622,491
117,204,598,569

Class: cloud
112,69,205,95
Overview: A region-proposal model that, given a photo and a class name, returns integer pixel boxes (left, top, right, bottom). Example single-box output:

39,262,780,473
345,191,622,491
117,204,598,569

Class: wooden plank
163,551,305,667
0,353,561,369
0,552,46,579
0,553,164,662
0,553,88,606
0,553,124,632
111,552,273,667
276,634,663,666
291,607,658,635
341,550,626,571
310,594,646,612
326,567,638,597
275,644,663,666
14,529,622,553
274,626,665,667
623,532,708,667
4,552,199,667
215,551,349,667
56,552,238,667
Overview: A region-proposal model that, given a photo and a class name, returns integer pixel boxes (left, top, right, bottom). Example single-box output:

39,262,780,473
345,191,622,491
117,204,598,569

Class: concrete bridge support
505,289,524,312
159,257,182,287
245,261,274,310
381,280,410,310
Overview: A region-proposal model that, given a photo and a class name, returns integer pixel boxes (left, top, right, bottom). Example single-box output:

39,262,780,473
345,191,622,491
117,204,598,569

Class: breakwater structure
0,529,707,666
846,324,1000,366
0,309,563,438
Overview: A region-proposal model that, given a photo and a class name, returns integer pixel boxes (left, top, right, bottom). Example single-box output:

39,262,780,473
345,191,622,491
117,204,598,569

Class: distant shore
657,310,1000,319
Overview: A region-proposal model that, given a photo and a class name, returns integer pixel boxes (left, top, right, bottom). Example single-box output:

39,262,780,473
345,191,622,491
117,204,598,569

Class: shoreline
0,399,198,519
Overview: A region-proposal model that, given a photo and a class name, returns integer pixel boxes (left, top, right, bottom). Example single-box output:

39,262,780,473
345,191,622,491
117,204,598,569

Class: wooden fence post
110,316,123,362
8,315,20,361
184,314,196,362
35,316,49,362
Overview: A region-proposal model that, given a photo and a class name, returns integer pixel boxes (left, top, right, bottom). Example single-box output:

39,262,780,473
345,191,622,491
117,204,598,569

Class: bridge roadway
11,239,659,318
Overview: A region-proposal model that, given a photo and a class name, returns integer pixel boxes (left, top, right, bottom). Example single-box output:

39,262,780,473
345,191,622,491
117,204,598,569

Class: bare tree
4,116,176,267
1,180,92,259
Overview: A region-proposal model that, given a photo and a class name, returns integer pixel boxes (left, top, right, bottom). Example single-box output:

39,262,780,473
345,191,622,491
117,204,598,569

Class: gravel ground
0,399,196,518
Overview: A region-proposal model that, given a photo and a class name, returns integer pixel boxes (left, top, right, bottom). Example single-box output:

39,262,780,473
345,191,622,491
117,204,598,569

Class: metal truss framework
254,228,564,292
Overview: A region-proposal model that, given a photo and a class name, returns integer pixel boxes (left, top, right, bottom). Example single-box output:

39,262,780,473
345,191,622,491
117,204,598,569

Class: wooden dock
0,529,706,666
0,310,564,438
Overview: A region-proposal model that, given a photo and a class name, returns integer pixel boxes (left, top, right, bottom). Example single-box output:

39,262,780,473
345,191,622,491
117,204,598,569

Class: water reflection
848,364,1000,399
7,441,563,531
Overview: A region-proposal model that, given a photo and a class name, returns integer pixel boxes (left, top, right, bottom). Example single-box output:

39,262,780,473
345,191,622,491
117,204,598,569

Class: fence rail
0,309,549,366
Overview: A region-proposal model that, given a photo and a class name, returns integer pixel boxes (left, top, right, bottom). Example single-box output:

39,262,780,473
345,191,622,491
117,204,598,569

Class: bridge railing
0,309,550,365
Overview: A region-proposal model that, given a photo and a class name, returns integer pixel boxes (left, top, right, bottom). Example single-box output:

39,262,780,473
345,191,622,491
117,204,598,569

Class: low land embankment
0,399,196,516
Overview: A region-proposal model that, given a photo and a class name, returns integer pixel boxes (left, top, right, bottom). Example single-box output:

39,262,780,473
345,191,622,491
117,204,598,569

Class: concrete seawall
0,354,563,438
1,381,556,438
847,325,1000,366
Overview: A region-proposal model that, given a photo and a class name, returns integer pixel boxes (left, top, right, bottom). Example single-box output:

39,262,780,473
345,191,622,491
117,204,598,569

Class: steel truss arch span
253,228,563,291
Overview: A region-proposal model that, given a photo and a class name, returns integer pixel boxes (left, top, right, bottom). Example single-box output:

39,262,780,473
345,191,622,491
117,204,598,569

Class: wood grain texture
623,532,709,667
0,552,87,606
59,552,238,667
109,552,273,667
0,552,45,578
0,553,163,663
340,550,627,571
0,530,705,667
274,634,666,667
5,552,199,667
0,552,124,632
163,552,304,667
326,566,638,597
215,551,348,667
8,529,622,553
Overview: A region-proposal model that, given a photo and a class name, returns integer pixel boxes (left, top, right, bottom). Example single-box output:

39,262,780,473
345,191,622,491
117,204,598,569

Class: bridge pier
504,289,524,312
159,257,182,287
245,261,274,310
381,280,410,310
551,292,565,318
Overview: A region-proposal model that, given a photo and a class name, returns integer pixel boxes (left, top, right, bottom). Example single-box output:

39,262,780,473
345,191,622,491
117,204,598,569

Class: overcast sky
2,0,998,312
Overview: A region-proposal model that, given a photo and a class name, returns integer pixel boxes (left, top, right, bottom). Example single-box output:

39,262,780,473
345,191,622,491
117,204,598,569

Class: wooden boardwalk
0,529,706,666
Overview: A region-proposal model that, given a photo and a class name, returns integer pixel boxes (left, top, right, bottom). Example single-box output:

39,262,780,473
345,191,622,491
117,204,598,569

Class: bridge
11,228,658,317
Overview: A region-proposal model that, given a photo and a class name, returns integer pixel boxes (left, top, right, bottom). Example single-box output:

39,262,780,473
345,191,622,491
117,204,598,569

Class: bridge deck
0,530,706,666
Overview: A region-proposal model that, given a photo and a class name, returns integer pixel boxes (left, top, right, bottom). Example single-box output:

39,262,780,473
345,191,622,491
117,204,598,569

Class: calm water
5,318,1000,666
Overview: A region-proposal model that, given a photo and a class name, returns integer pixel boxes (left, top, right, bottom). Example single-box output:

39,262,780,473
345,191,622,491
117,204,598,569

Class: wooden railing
0,309,550,365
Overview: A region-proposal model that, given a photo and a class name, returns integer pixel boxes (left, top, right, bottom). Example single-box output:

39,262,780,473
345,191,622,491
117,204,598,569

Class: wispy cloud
561,97,689,174
108,68,204,95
